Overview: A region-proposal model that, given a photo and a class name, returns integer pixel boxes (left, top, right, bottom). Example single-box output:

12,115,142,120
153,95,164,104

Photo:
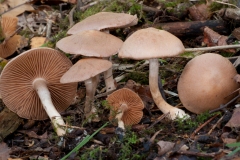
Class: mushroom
0,48,77,136
1,16,18,39
177,53,239,114
67,12,138,35
60,58,112,116
119,27,188,120
106,88,144,130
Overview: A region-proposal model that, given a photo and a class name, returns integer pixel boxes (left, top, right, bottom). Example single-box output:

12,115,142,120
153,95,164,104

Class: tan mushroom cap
61,58,112,83
177,53,239,114
119,27,185,60
67,12,138,35
0,47,77,120
0,35,21,58
106,88,144,126
1,16,18,39
57,30,123,57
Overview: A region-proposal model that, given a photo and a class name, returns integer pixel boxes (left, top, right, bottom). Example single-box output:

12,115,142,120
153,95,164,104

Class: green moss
123,71,149,85
41,30,67,48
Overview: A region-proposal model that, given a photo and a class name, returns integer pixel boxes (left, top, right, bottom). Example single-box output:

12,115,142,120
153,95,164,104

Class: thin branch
185,44,240,52
213,0,239,9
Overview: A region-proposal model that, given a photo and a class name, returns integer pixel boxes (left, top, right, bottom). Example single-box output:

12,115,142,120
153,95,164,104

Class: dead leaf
224,107,240,128
30,37,46,48
189,4,209,21
221,132,237,144
232,27,240,40
157,140,175,156
18,130,48,139
6,0,29,8
3,4,34,17
0,142,10,160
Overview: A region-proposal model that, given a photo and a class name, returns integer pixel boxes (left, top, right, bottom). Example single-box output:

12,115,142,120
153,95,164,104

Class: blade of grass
61,122,109,160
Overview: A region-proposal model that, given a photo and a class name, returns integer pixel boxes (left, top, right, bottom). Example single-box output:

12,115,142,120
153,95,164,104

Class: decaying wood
150,20,229,37
0,107,23,142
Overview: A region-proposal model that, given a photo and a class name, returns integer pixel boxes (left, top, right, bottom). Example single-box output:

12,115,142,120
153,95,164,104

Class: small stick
176,150,220,158
208,115,224,135
69,6,76,28
190,114,219,139
185,44,240,52
147,113,169,129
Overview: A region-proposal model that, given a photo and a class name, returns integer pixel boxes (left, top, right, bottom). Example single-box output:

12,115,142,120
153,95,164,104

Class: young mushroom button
119,27,189,120
0,48,78,136
177,53,239,114
106,88,144,130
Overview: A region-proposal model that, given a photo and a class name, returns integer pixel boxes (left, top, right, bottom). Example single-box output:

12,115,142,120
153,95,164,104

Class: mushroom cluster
57,12,138,117
177,53,239,114
0,48,77,136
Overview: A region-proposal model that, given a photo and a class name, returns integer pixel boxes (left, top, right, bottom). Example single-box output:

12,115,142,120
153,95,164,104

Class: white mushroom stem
103,57,116,92
104,68,116,92
84,75,99,114
115,103,128,130
148,59,189,120
32,78,66,136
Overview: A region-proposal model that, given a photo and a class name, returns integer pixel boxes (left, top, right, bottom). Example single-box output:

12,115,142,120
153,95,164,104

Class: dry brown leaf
157,140,175,156
6,0,29,8
3,4,34,17
225,107,240,128
189,4,209,21
232,27,240,40
0,142,10,160
30,37,46,48
18,130,48,139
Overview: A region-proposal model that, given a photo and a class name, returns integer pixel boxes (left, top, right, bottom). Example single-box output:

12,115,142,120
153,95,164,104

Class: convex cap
178,53,239,114
67,12,138,35
57,30,123,57
119,27,185,60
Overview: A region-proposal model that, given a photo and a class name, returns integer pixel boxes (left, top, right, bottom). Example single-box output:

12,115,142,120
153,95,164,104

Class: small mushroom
67,12,138,35
177,53,239,114
106,88,144,130
60,58,112,116
1,16,18,39
0,48,77,136
119,27,188,120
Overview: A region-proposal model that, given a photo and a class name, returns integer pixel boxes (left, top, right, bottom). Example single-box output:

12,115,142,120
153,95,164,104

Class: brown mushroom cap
177,53,239,114
106,88,144,126
0,35,21,58
56,30,123,57
1,16,18,39
67,12,138,35
0,47,77,120
61,58,112,83
118,27,185,60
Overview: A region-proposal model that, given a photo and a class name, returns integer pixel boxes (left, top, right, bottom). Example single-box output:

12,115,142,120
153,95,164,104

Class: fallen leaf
3,4,34,17
18,130,48,139
189,3,209,21
157,140,175,156
30,37,46,48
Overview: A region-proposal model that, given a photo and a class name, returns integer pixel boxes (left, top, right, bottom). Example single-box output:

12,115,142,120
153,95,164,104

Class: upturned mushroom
119,27,189,120
60,58,112,116
106,88,144,130
67,12,138,35
0,48,77,136
177,53,239,114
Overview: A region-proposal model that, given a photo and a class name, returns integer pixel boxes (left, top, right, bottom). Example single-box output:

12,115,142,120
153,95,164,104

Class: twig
185,44,240,52
69,6,77,28
190,114,219,139
213,0,239,9
208,115,223,135
147,113,169,129
177,150,221,158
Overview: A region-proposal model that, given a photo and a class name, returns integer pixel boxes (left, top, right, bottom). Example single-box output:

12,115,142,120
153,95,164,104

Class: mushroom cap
1,16,18,39
61,58,112,83
106,88,144,126
0,47,78,120
119,27,185,60
177,53,239,114
56,30,123,57
67,12,138,35
0,35,21,58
